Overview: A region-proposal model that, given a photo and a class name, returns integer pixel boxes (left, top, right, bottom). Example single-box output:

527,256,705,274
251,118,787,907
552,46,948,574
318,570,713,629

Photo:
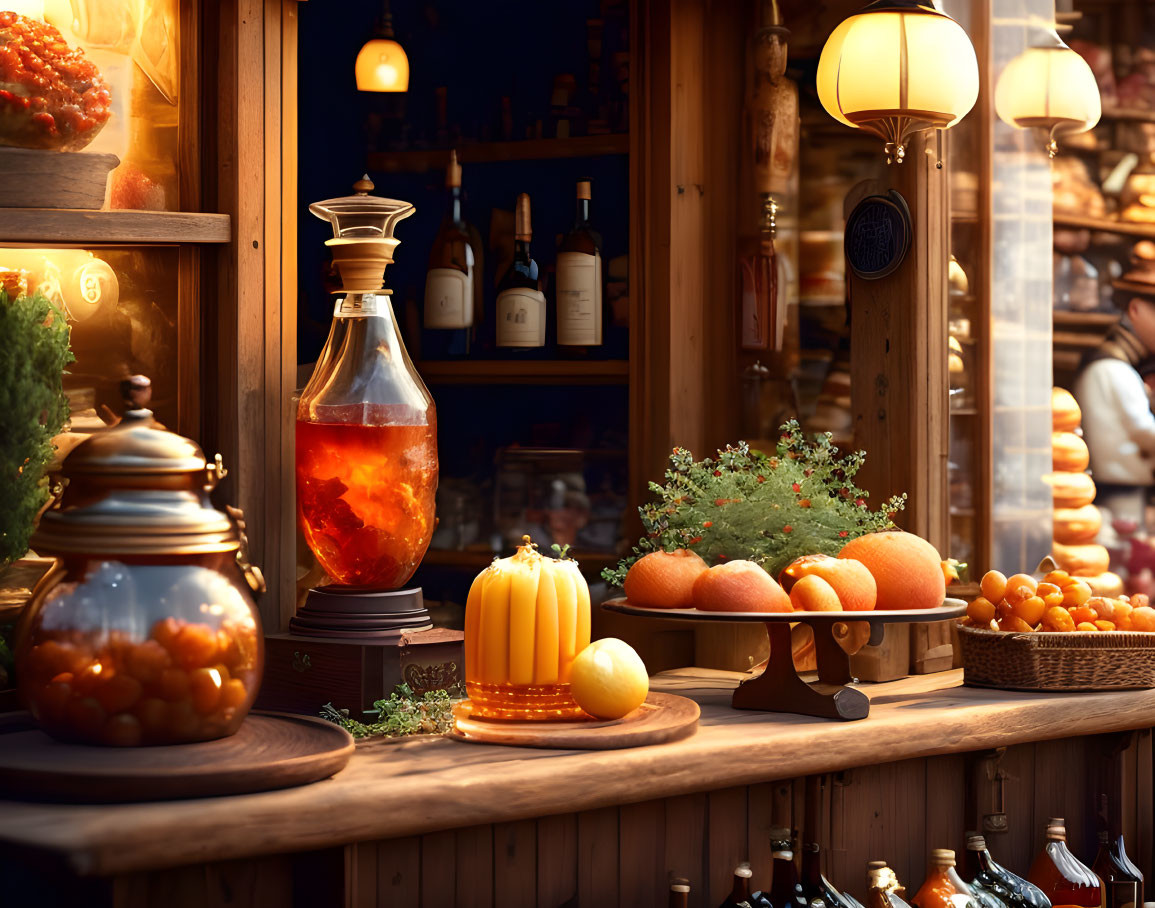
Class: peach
624,549,708,609
1131,606,1155,632
838,531,945,611
692,560,792,612
780,554,876,611
1003,574,1038,606
790,575,842,611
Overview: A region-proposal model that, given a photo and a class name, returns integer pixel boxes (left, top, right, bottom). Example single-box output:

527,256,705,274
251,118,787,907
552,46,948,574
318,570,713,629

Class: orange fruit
1042,606,1075,632
998,616,1034,633
779,554,877,611
1061,580,1093,608
790,575,843,612
967,597,996,624
838,531,945,611
980,571,1008,604
1013,596,1046,627
1131,606,1155,632
624,549,708,609
1003,574,1038,606
692,561,792,612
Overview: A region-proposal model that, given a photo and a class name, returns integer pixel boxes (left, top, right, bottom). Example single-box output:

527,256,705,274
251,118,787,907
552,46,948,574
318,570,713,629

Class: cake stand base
290,585,432,639
732,622,868,720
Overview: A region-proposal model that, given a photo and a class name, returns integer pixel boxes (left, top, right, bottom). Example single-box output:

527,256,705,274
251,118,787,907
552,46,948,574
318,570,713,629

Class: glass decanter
296,177,438,595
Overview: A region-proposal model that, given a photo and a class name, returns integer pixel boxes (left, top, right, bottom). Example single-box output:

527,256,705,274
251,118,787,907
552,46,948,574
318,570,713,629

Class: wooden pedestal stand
603,599,966,721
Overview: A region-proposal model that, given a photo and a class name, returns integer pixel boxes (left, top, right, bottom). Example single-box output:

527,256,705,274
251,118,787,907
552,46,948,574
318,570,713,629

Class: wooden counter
3,668,1155,894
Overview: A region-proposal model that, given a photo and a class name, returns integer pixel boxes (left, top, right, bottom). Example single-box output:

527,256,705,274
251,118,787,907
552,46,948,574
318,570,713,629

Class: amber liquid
1028,841,1103,908
296,420,437,588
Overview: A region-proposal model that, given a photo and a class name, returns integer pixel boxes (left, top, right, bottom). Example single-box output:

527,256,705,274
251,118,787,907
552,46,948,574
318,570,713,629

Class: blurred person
1074,289,1155,537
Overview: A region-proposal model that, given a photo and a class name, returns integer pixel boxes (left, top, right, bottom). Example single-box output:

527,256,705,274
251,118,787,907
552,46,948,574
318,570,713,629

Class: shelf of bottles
671,816,1141,908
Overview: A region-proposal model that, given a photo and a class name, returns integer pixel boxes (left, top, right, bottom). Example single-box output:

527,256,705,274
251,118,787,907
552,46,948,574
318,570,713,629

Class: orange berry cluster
965,570,1155,633
21,617,259,746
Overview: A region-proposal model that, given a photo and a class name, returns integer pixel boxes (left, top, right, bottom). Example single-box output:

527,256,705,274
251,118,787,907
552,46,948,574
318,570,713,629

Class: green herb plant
603,421,907,586
320,683,456,738
0,287,73,566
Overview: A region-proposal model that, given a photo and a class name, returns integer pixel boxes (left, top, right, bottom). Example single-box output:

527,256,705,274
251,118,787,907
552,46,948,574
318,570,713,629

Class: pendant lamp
994,27,1100,158
356,0,409,93
817,0,979,163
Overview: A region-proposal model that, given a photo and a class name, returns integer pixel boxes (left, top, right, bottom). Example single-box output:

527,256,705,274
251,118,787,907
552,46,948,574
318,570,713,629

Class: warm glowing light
0,247,117,320
995,29,1101,157
355,37,409,92
817,1,978,163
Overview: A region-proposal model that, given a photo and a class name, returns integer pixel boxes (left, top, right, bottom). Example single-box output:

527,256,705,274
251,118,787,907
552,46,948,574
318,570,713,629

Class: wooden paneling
209,0,297,628
455,825,495,908
578,806,620,906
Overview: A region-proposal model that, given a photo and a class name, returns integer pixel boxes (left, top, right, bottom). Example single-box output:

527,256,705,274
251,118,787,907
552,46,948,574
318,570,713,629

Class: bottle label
496,288,546,347
424,267,473,329
555,250,602,345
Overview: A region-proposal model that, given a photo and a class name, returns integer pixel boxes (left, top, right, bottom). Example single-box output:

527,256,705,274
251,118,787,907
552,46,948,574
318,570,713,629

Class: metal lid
309,175,414,240
966,833,986,850
931,849,956,865
32,377,239,556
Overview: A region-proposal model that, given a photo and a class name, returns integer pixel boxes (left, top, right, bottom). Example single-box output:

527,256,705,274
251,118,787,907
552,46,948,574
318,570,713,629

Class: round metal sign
844,189,912,280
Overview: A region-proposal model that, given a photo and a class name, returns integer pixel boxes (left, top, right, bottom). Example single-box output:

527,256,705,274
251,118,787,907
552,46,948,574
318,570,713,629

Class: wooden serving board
450,691,699,750
0,711,354,803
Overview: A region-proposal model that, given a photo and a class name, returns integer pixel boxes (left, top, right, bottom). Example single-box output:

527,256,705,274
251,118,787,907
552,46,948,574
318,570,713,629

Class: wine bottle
766,827,810,908
1092,830,1143,908
965,833,1051,908
555,178,605,354
801,839,849,908
423,150,479,358
720,864,757,908
670,878,692,908
495,193,546,353
1027,818,1103,908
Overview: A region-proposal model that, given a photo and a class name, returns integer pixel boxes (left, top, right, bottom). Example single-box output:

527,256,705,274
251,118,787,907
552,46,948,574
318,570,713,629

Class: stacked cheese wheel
1050,388,1123,597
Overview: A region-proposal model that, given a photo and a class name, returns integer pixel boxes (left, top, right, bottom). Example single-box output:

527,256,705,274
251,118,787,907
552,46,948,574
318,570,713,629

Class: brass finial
353,174,375,194
121,374,152,411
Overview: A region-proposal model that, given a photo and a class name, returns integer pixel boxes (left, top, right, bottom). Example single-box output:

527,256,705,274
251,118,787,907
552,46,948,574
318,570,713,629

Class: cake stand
602,598,967,721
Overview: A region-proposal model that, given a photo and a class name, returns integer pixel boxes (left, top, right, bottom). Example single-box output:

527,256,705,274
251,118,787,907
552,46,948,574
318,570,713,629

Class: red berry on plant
791,482,801,493
798,499,811,508
783,525,793,533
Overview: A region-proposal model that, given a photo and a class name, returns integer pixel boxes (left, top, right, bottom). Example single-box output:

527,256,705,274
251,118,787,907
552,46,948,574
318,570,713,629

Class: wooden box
257,627,464,720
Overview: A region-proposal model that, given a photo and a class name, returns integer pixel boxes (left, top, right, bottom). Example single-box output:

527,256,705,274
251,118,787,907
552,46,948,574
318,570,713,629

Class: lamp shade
994,33,1100,156
355,37,409,92
817,1,979,162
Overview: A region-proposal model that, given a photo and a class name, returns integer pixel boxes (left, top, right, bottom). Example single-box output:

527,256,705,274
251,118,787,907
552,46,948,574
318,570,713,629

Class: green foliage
602,421,907,586
0,287,72,566
320,683,456,738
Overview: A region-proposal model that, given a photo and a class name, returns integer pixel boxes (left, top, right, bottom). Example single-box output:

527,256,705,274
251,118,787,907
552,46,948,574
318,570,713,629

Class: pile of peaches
964,569,1155,633
623,530,948,614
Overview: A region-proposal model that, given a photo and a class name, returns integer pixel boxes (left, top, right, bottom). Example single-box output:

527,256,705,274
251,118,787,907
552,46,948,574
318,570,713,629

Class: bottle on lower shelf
910,848,981,908
965,832,1051,908
1028,818,1102,908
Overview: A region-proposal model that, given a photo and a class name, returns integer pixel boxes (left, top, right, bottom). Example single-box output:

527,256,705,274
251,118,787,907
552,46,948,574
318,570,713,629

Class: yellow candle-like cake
465,537,591,719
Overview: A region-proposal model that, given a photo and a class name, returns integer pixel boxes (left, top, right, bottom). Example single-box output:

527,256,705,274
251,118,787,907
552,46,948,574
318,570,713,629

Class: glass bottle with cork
669,878,691,908
556,177,605,358
1027,818,1103,908
423,150,482,358
1091,796,1143,908
965,832,1051,908
868,862,914,908
495,192,547,356
295,176,438,635
719,863,759,908
912,849,981,908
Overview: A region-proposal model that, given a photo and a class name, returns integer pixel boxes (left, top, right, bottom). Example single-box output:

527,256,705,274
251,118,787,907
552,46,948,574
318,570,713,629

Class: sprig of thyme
603,421,906,586
320,683,456,738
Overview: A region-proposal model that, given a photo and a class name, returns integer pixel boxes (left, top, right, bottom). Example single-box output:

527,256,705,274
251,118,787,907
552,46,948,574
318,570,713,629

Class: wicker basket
957,624,1155,692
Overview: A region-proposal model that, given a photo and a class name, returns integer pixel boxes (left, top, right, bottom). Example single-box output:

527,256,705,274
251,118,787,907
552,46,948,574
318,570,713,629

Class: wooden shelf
422,549,618,573
1053,310,1119,327
0,209,231,245
7,669,1155,876
1053,213,1155,239
1101,106,1155,124
1054,330,1105,349
417,359,629,385
949,407,978,416
368,135,630,174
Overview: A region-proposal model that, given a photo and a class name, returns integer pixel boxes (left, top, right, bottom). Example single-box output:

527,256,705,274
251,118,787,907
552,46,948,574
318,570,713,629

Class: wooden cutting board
450,691,699,750
0,711,355,802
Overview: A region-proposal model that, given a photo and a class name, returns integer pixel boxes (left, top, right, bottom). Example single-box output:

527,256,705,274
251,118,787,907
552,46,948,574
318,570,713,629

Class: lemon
570,638,649,720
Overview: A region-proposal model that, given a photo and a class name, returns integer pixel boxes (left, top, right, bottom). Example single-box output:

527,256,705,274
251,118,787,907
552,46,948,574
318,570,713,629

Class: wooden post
847,132,952,676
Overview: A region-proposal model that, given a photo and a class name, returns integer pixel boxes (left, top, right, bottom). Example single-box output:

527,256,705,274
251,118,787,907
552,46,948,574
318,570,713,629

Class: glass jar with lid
15,376,265,746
